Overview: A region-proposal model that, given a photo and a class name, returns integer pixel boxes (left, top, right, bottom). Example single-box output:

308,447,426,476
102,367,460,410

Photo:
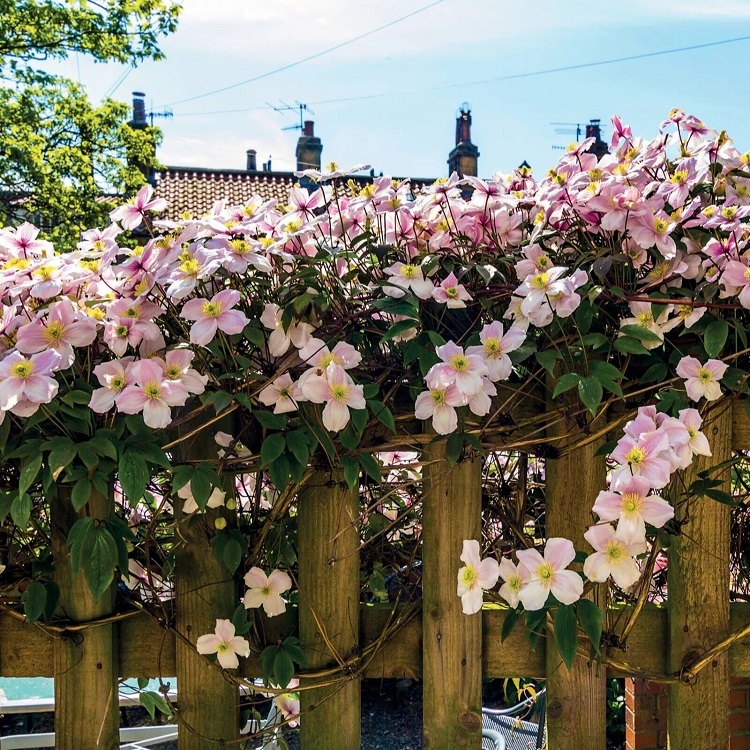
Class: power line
170,33,750,118
162,0,446,107
103,65,133,100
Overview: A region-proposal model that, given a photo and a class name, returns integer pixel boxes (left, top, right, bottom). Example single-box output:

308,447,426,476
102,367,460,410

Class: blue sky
47,0,750,179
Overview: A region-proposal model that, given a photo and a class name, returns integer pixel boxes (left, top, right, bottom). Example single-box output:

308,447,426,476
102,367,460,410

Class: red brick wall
625,678,750,750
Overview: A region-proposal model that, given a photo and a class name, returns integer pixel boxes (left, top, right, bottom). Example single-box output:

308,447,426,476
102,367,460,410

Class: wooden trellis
0,395,746,748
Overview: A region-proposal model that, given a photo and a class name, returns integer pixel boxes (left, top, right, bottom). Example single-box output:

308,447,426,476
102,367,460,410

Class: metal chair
482,688,546,750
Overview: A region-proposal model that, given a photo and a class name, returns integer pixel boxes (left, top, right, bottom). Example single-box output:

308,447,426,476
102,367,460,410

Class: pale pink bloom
89,359,132,412
0,350,61,413
414,384,467,434
431,272,472,308
467,321,525,381
467,376,496,417
159,349,208,395
26,259,65,299
178,483,226,514
583,524,647,589
515,266,568,328
382,262,434,299
675,356,728,402
116,359,189,429
301,363,365,432
618,302,675,350
298,338,361,369
196,619,250,670
109,185,167,230
258,373,304,414
514,244,552,280
516,538,583,611
0,222,52,258
549,269,588,318
610,430,673,489
630,211,677,258
427,342,489,397
260,303,314,357
274,690,300,727
16,300,97,368
243,567,292,617
497,557,530,609
456,539,500,615
719,261,750,307
593,475,674,543
678,408,712,460
286,186,326,222
182,289,249,346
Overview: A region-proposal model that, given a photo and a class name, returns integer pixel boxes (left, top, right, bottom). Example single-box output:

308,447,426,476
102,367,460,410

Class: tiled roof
154,166,436,221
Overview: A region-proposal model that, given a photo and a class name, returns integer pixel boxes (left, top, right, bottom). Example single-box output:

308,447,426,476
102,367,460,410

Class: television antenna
267,100,315,131
147,99,173,128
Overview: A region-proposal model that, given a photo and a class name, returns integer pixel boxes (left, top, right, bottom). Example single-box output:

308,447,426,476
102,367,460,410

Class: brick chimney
448,104,480,178
128,91,148,130
246,149,257,171
585,119,609,159
296,121,323,171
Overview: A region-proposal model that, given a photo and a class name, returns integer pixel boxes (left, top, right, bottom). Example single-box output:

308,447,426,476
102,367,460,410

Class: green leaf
578,376,603,415
445,433,463,466
381,319,420,343
11,493,32,529
618,324,663,343
19,453,43,497
554,603,579,670
22,581,48,624
273,650,295,689
222,537,243,574
71,477,92,511
640,362,668,384
254,410,288,430
286,430,310,467
704,318,729,358
43,582,60,622
426,330,446,347
552,372,581,399
369,401,396,433
104,518,131,579
576,599,603,656
48,441,78,480
350,407,369,435
268,453,291,491
341,456,360,490
501,607,519,642
614,336,650,356
589,361,623,382
83,526,118,603
118,451,150,504
358,453,382,482
68,517,95,576
261,433,286,466
231,603,252,636
139,691,172,720
535,349,558,375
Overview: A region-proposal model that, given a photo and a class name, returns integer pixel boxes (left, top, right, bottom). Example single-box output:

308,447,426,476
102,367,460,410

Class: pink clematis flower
116,359,189,429
678,408,712,460
16,300,97,368
467,321,525,381
196,619,251,670
720,261,750,307
258,373,304,414
610,430,673,489
497,557,530,609
89,359,133,412
427,342,490,397
298,338,361,370
0,350,61,414
592,475,674,543
456,539,500,615
274,689,300,727
300,363,365,432
414,384,467,434
260,303,314,357
583,524,647,589
243,567,292,617
382,262,435,299
431,272,472,308
516,538,583,611
675,356,728,402
181,289,248,347
109,185,167,231
0,222,52,258
158,349,208,395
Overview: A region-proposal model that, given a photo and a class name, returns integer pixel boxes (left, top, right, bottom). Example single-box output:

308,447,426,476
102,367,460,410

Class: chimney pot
303,120,314,137
246,149,257,171
130,91,148,128
296,122,323,171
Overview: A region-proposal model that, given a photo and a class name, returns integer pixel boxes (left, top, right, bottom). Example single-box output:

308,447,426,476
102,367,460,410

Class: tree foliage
0,0,181,247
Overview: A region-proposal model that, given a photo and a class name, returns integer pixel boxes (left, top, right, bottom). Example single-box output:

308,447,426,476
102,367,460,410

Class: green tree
0,1,182,248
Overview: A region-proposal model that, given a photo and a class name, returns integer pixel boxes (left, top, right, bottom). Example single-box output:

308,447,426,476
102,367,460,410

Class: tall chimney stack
447,104,480,178
585,119,609,160
246,149,257,171
296,120,323,172
129,91,148,129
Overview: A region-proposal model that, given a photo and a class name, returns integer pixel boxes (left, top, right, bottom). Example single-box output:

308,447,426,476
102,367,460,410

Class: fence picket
51,486,119,750
422,443,483,749
298,470,361,749
667,403,732,746
545,422,607,749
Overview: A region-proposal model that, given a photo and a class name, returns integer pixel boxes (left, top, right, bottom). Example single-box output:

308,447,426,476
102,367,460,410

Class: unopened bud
214,516,227,530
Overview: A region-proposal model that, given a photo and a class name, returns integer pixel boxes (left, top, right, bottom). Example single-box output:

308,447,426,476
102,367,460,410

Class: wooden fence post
545,420,607,749
174,423,238,749
298,469,361,750
422,441,482,750
667,404,731,747
51,486,119,750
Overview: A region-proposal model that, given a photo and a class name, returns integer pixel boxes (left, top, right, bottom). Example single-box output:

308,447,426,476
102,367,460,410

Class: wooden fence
1,396,749,749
